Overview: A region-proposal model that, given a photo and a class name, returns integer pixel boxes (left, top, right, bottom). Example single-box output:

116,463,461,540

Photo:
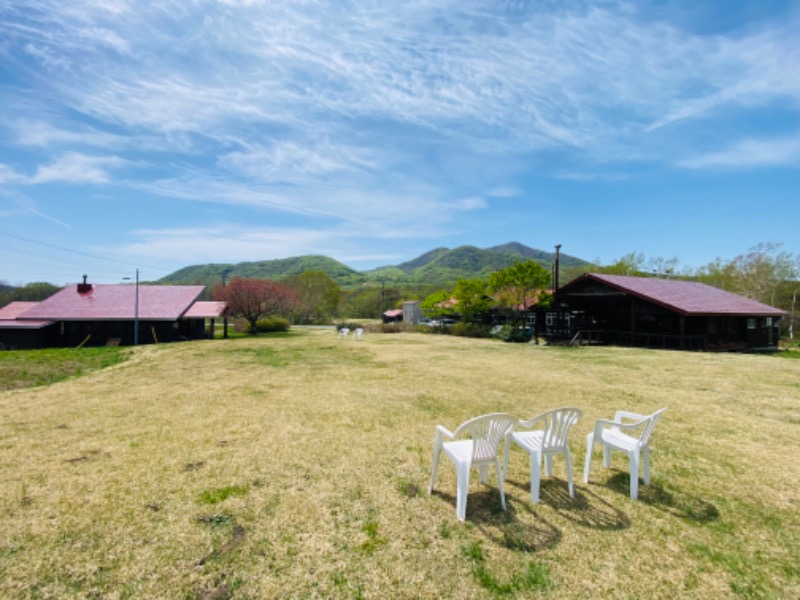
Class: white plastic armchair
429,413,518,521
504,407,582,504
338,327,349,339
583,408,667,499
354,328,364,340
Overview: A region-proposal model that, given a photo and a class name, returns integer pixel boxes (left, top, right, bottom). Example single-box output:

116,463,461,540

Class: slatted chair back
454,413,517,464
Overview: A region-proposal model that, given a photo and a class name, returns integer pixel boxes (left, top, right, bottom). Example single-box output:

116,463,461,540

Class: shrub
254,317,291,333
449,322,491,338
335,321,363,333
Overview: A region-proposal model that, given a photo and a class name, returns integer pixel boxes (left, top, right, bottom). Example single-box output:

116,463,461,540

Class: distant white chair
583,408,667,499
504,407,582,504
354,328,364,340
338,327,349,340
429,413,517,521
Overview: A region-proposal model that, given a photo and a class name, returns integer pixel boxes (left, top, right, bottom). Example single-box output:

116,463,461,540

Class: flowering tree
214,277,297,333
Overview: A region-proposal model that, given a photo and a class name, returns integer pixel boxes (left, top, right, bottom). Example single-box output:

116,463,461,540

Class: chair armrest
518,414,545,429
592,416,648,443
613,410,649,423
436,425,455,439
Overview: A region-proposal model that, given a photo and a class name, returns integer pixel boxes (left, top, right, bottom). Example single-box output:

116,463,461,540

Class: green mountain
158,242,590,288
159,256,367,287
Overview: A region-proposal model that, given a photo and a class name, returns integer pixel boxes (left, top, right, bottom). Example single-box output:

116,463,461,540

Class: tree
452,278,491,322
488,260,551,337
420,290,456,322
285,270,340,324
214,277,297,333
728,242,796,305
0,282,62,307
597,252,646,276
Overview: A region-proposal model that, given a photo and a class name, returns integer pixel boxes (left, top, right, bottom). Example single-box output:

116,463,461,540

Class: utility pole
134,269,139,346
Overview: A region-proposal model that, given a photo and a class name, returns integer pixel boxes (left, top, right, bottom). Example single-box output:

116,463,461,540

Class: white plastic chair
504,407,582,504
338,327,349,340
583,408,667,499
429,413,517,521
354,328,364,340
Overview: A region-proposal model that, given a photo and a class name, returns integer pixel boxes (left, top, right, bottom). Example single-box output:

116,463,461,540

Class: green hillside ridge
158,242,590,287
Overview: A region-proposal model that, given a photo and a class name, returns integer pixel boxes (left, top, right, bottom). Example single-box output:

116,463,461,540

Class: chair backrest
538,407,582,450
454,413,517,463
639,407,667,447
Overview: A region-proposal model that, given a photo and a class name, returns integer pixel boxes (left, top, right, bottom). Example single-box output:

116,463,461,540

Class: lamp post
123,269,140,346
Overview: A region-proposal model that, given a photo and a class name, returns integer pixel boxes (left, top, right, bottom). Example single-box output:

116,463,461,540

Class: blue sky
1,0,799,285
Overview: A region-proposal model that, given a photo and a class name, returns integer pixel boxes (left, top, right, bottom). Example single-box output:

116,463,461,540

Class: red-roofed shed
555,273,786,351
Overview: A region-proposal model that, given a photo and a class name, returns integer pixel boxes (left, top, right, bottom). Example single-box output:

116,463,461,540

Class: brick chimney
77,274,93,295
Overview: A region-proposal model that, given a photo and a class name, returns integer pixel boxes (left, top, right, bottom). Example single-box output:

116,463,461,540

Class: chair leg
456,462,470,521
496,459,507,511
629,451,640,500
503,434,512,481
478,464,489,485
603,444,612,468
642,446,651,486
530,450,542,504
564,447,575,499
582,433,594,484
544,454,554,477
429,448,440,494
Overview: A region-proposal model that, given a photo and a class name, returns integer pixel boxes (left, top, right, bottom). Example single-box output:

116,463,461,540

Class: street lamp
123,269,140,346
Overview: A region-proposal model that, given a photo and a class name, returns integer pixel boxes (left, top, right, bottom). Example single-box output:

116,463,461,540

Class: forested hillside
159,242,589,288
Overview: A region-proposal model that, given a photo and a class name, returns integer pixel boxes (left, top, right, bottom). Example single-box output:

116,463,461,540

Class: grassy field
1,330,798,599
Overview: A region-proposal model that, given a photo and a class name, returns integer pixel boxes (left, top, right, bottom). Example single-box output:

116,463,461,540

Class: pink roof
0,302,52,329
0,302,41,320
19,284,205,321
184,301,227,319
568,274,786,317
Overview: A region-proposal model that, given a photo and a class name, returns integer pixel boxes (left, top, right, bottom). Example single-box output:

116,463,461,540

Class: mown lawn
0,330,798,598
0,347,129,391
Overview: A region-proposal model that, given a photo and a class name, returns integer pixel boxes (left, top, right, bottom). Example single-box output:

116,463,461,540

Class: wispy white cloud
0,164,24,184
30,153,127,184
553,171,629,182
677,136,800,169
1,0,799,279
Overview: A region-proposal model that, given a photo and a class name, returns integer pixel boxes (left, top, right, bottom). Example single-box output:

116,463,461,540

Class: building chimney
77,274,93,294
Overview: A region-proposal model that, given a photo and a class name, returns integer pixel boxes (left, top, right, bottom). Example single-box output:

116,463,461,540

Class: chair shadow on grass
603,472,720,523
430,488,562,552
505,477,630,531
431,475,631,552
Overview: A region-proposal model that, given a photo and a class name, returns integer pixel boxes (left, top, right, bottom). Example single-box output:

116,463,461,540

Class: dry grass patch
1,330,799,598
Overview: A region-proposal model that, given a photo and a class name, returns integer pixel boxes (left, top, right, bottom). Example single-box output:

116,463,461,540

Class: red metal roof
563,274,787,317
0,302,52,329
0,302,41,320
184,301,227,319
19,284,206,321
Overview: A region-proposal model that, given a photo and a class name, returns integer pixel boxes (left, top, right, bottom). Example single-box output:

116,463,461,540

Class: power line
0,230,169,272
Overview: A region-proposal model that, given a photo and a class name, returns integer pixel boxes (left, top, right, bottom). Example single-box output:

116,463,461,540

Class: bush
449,322,491,338
336,321,364,332
254,317,291,333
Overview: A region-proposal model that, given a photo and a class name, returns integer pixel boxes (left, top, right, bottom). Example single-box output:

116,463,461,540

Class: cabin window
765,317,772,326
747,318,756,330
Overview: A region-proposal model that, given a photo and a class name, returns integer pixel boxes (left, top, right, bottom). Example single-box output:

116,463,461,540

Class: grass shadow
605,472,720,523
431,488,562,552
506,477,630,531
